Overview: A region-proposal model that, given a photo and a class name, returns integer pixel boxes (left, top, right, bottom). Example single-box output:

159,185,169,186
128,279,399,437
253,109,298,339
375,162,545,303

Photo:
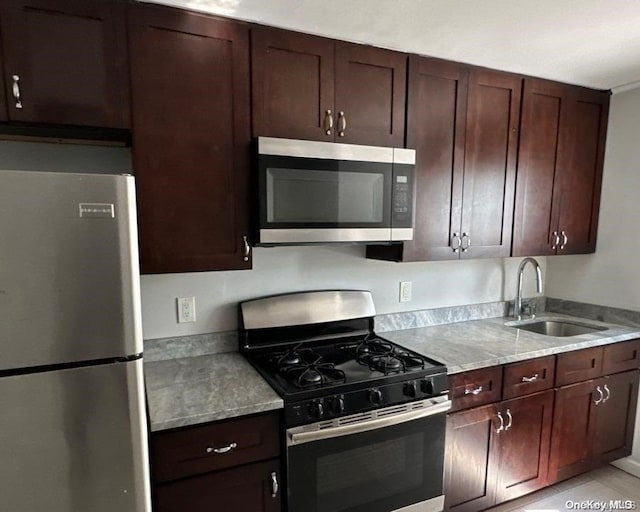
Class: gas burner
355,337,425,375
280,355,347,389
269,346,316,370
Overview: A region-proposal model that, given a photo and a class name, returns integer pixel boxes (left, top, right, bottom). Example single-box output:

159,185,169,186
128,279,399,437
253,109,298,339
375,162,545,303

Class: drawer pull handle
594,386,604,405
496,411,504,433
603,384,611,403
271,471,279,498
464,386,483,395
521,374,539,383
505,409,513,431
206,442,237,454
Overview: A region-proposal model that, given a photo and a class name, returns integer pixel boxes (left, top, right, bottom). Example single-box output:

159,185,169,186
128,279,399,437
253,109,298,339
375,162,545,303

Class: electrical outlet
177,297,196,323
399,281,412,303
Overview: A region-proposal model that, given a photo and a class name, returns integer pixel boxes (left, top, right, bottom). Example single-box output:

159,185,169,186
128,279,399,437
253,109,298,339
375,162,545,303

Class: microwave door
258,155,393,244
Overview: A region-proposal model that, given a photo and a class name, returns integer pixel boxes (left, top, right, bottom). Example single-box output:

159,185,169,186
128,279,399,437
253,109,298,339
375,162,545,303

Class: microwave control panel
392,171,413,224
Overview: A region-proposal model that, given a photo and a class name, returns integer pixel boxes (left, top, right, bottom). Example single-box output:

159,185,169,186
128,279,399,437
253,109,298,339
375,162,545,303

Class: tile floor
486,465,640,512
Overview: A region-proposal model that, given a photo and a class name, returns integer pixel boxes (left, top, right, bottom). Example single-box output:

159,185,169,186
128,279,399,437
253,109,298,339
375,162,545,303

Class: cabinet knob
560,230,568,250
461,233,471,252
521,373,539,383
243,235,251,262
206,442,237,454
324,109,334,135
603,384,611,403
551,231,560,250
271,471,279,498
451,233,461,253
504,409,513,430
338,111,346,137
11,75,23,109
464,385,483,396
496,411,505,433
594,385,604,405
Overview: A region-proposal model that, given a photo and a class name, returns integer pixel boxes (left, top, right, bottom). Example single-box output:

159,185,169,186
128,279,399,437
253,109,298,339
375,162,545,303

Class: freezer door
0,359,151,512
0,170,142,370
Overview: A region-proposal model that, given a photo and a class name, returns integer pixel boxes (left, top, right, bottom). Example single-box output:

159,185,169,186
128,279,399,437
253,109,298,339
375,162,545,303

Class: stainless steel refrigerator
0,170,151,512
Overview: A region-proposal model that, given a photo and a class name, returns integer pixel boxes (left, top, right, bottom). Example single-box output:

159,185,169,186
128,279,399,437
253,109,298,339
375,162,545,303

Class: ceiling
142,0,640,93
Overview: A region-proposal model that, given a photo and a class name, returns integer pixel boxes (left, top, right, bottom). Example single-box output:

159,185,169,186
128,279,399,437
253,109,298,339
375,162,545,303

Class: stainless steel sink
512,320,607,337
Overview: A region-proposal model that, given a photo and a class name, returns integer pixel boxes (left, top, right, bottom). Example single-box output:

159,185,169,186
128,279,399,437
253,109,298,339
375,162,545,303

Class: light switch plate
177,297,196,323
399,281,412,303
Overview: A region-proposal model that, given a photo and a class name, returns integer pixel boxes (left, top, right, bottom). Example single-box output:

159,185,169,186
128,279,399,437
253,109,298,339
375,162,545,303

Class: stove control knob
404,381,418,398
332,395,345,414
420,378,434,395
309,399,325,419
369,388,383,406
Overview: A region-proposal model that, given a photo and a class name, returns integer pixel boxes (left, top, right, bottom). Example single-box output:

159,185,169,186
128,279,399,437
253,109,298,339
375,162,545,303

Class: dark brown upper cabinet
369,56,468,262
251,26,406,147
513,79,609,256
129,3,252,273
0,0,130,128
367,63,520,262
460,69,521,258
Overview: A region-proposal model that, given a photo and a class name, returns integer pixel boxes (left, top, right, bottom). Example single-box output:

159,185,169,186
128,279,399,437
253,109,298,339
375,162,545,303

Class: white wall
546,87,640,310
141,249,546,339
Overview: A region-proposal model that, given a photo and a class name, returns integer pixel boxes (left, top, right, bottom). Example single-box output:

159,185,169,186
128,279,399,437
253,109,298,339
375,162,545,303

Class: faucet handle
521,300,537,319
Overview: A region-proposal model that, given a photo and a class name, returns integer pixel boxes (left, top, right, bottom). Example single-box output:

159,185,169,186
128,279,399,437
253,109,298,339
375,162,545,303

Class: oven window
266,168,384,223
316,435,423,512
288,414,445,512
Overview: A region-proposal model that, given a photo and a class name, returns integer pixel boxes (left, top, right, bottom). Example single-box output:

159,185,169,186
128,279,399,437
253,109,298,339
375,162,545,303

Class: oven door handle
288,398,451,446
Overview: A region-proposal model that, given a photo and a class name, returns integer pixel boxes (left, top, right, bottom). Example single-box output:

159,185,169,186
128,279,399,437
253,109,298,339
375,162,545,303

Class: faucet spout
515,257,543,320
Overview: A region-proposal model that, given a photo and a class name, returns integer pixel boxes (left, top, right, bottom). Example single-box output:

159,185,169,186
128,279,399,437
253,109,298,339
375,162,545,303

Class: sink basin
512,320,607,337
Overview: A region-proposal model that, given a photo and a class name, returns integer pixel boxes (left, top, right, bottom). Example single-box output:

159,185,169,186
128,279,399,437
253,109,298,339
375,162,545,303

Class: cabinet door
155,459,281,512
0,0,129,128
495,391,554,502
594,370,639,464
401,56,467,261
555,88,609,254
129,4,251,273
512,79,568,256
251,27,334,141
335,42,406,147
444,404,499,512
548,380,598,483
459,69,521,258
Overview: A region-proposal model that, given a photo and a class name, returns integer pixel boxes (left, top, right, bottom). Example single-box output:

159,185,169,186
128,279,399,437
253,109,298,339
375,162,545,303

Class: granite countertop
145,352,283,432
383,313,640,374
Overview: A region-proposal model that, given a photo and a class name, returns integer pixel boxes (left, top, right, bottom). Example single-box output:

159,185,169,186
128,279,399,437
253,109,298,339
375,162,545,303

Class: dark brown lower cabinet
155,459,281,512
549,369,639,483
444,391,553,511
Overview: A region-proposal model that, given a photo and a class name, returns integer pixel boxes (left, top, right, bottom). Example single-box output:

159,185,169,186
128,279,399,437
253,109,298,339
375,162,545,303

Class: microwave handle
288,397,451,446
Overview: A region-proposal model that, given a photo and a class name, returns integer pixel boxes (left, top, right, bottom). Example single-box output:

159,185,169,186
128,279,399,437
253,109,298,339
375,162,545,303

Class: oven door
286,396,450,512
257,138,395,244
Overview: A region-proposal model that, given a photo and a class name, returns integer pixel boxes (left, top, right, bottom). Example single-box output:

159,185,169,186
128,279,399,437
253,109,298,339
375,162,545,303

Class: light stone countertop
383,313,640,374
145,352,283,432
144,313,640,432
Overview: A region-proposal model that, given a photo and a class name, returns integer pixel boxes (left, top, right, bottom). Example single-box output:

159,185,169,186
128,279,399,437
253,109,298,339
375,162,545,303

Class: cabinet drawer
450,366,503,412
503,356,555,399
152,412,280,483
556,347,603,386
603,340,640,375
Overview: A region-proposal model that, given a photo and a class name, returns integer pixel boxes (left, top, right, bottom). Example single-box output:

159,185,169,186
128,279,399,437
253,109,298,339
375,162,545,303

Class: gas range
240,290,448,427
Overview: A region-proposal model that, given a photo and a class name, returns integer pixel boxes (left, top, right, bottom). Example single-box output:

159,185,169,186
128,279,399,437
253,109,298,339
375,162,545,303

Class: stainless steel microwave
255,137,415,245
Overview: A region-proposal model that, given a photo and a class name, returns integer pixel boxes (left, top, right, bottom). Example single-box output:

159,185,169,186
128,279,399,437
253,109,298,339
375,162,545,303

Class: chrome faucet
514,257,543,320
